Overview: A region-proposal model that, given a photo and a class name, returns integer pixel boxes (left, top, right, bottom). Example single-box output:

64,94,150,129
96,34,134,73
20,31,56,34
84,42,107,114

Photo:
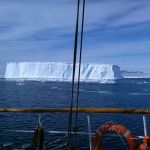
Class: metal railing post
143,115,149,136
87,114,92,150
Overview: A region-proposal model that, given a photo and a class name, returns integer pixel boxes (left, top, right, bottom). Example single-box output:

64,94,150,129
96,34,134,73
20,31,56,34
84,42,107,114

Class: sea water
0,79,150,149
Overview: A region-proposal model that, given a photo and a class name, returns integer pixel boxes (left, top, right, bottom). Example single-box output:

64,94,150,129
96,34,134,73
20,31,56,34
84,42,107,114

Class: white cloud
111,1,150,26
0,0,150,40
0,0,76,40
0,0,150,72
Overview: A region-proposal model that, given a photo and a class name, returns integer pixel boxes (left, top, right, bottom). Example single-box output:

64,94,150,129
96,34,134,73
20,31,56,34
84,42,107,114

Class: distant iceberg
121,70,150,78
5,62,123,82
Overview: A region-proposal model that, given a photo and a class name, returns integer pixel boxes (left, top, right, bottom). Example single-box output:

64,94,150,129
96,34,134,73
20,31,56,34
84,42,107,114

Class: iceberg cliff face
5,62,123,81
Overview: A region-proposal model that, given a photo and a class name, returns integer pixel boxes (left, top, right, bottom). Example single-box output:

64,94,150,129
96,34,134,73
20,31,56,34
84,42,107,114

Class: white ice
5,62,123,82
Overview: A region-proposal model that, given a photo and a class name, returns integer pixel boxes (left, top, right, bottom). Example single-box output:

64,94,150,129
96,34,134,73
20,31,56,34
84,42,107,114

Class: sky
0,0,150,73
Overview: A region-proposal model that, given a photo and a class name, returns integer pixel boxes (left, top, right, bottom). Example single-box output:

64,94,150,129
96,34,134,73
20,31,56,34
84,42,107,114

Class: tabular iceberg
5,62,123,82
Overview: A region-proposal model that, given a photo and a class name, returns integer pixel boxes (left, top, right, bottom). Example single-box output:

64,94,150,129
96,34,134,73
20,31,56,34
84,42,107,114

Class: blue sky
0,0,150,72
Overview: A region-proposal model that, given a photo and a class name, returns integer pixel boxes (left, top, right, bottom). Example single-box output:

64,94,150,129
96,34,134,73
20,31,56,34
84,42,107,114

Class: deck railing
0,108,150,114
0,108,149,150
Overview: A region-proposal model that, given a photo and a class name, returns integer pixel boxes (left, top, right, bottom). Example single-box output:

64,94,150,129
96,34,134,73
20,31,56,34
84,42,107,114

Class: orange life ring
139,136,150,150
92,122,137,150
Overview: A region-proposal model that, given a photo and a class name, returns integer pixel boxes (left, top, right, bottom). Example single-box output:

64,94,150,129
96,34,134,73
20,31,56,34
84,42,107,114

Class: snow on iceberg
5,62,123,82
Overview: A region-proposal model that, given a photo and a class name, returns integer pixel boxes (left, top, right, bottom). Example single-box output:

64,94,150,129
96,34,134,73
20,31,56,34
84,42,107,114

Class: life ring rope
92,122,137,150
111,122,129,150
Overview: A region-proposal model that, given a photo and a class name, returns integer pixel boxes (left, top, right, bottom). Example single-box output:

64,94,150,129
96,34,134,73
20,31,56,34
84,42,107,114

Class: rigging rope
67,0,86,148
74,0,85,144
112,122,129,150
68,0,81,148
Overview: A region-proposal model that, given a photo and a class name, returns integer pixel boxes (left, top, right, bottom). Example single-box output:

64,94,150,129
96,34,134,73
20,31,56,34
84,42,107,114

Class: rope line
112,122,129,150
49,144,66,150
48,135,67,146
68,0,81,148
74,0,86,144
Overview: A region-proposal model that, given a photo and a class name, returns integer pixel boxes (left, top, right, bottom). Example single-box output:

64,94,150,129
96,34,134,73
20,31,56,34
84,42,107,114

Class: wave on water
51,87,59,89
78,89,112,94
16,82,25,86
137,81,149,84
130,80,150,84
50,87,113,95
129,92,150,96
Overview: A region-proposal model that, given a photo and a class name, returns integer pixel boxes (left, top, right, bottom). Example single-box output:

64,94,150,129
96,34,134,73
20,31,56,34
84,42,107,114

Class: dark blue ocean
0,79,150,149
